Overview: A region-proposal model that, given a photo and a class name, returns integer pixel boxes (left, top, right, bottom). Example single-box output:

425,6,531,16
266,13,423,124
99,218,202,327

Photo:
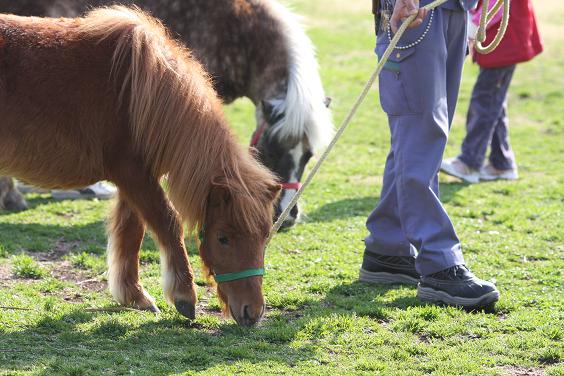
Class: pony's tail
80,6,224,231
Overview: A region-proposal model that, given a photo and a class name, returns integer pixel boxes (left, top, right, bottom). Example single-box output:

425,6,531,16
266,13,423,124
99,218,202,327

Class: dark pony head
250,0,333,228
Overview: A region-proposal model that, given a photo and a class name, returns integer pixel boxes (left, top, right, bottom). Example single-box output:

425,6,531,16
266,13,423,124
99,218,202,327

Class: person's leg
391,7,466,277
442,65,516,183
365,150,414,257
417,9,499,308
362,148,419,285
363,7,499,308
481,66,518,179
458,69,506,169
489,99,515,170
364,5,463,278
457,65,516,163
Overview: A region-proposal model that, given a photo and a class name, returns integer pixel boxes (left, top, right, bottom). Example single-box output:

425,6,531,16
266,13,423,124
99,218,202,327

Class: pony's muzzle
232,303,265,327
275,194,299,229
220,275,265,326
174,299,196,320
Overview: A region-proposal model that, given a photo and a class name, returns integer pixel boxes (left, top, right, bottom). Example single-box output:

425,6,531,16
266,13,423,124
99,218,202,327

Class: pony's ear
266,183,282,201
324,96,332,108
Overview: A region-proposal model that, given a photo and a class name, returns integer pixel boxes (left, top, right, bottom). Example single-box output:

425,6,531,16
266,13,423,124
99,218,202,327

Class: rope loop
475,0,511,54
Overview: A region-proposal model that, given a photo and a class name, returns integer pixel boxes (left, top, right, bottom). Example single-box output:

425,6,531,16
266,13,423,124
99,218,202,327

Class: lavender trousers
458,65,517,170
365,6,468,276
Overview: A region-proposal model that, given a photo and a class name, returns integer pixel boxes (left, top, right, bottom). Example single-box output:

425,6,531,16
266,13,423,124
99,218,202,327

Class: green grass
1,1,563,375
11,254,46,279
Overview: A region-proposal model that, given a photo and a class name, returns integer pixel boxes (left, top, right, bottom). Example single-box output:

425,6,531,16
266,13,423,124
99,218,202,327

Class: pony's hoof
174,300,196,320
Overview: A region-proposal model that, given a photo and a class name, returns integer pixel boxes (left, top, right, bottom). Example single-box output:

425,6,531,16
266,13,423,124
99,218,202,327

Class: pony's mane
263,0,334,152
79,6,277,234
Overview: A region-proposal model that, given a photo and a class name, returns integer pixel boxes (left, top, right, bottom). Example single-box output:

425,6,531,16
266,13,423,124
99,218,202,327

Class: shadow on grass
0,220,160,257
306,182,470,224
0,308,319,375
1,278,498,374
306,196,377,223
0,281,423,375
439,181,472,204
320,281,422,317
0,222,107,255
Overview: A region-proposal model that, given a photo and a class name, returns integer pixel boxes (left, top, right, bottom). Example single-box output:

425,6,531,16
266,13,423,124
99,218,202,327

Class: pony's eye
217,233,230,246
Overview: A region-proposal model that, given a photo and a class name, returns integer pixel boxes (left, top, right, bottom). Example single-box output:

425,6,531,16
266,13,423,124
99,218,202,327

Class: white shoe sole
440,163,479,184
479,171,519,181
359,268,419,286
417,285,500,307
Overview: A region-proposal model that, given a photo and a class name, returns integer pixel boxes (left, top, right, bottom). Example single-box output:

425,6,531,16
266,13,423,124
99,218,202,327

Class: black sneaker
417,265,499,308
359,250,420,285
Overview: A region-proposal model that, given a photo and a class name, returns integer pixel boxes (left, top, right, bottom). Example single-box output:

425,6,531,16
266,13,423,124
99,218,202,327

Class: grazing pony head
199,166,280,326
250,0,333,228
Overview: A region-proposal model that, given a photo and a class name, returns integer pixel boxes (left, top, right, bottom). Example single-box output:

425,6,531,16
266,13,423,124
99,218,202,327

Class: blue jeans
458,65,516,170
365,7,467,276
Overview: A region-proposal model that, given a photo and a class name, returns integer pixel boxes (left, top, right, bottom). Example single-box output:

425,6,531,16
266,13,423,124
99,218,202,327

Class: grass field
1,1,563,375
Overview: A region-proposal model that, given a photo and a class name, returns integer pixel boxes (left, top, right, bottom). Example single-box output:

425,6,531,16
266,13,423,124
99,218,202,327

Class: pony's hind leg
107,194,159,312
112,170,197,320
0,176,28,211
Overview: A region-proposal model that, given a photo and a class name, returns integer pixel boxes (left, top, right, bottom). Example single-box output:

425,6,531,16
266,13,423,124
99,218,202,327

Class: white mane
265,0,334,153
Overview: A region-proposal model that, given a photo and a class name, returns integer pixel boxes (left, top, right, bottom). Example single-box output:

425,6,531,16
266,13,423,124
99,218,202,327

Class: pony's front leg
113,172,197,320
107,195,159,312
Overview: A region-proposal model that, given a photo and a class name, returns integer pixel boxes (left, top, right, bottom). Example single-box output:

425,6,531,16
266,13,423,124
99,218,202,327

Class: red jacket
473,0,543,68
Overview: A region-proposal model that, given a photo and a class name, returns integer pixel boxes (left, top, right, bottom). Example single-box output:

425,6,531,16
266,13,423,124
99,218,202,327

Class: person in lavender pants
360,0,499,309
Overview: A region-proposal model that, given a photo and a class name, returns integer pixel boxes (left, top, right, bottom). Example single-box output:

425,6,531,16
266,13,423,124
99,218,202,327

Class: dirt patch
33,239,82,261
418,333,431,343
0,262,11,285
47,260,106,292
499,366,545,376
195,285,225,318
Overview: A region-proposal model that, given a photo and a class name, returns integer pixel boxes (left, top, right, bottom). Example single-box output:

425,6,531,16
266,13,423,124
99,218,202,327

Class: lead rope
265,0,510,252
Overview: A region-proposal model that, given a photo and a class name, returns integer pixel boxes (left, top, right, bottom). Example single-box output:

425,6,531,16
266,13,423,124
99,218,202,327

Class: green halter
198,227,265,283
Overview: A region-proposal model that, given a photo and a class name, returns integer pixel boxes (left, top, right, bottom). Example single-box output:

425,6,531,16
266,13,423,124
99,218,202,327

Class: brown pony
0,7,280,326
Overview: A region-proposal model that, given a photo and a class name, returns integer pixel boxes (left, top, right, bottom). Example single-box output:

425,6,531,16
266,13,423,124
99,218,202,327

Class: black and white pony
0,0,334,227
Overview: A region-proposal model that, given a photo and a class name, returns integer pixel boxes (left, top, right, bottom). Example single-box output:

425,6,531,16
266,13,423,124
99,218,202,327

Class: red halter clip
281,182,302,190
250,122,268,147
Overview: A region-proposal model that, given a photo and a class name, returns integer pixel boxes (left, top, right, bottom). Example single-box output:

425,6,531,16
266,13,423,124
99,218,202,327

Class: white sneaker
51,182,117,200
440,157,480,184
479,164,519,181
